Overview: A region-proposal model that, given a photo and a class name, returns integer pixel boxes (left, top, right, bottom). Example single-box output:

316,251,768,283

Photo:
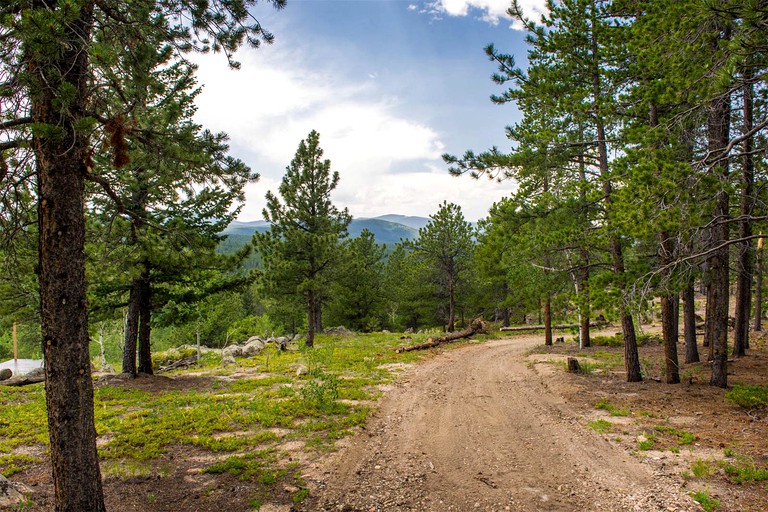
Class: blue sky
194,0,547,221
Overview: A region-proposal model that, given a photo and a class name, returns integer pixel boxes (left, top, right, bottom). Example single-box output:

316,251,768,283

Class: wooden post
13,322,18,362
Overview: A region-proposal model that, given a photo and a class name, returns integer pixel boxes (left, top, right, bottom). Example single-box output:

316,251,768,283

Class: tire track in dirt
300,336,695,511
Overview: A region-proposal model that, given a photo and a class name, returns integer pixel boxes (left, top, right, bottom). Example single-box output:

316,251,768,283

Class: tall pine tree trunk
122,279,141,375
306,289,316,348
682,284,700,364
30,2,106,509
661,292,680,383
544,294,553,346
578,149,591,348
590,19,640,382
598,127,640,382
137,272,153,374
707,89,731,389
651,104,680,383
448,276,456,332
755,240,763,332
733,74,754,358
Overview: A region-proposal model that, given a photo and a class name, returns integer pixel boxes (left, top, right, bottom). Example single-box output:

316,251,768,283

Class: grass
690,490,720,511
0,330,452,500
720,456,768,484
587,418,612,433
653,426,696,446
637,433,657,451
595,398,631,416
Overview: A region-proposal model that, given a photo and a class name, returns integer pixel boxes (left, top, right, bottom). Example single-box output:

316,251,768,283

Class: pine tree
255,130,351,348
404,202,475,332
326,229,387,331
1,1,284,508
86,47,256,376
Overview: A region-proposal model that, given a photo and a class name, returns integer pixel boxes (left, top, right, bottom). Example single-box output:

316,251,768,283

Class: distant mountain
222,220,270,235
221,217,420,244
371,214,430,230
349,218,417,244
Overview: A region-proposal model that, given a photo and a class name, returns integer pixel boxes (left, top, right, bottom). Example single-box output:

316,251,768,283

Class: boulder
242,337,266,356
273,336,290,350
221,354,236,367
0,369,12,381
0,474,28,509
221,344,243,358
324,326,353,336
292,333,303,341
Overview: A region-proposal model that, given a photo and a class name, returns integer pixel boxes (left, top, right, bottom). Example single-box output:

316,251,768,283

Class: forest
0,0,767,510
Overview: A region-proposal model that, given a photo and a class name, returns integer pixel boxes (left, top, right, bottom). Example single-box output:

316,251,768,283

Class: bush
725,384,768,409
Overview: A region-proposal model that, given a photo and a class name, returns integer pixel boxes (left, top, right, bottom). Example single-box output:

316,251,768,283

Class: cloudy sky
194,0,547,222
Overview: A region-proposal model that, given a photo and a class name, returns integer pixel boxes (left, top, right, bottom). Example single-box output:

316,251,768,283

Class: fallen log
2,368,44,387
156,355,198,373
499,322,600,332
395,319,488,353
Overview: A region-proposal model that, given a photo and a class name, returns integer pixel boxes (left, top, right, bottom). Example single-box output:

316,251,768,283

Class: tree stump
566,357,581,373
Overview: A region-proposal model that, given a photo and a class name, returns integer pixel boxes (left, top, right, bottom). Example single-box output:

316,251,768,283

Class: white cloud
426,0,548,28
193,47,466,220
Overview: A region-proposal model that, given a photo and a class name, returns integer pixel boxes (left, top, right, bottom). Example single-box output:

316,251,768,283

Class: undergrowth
0,330,446,497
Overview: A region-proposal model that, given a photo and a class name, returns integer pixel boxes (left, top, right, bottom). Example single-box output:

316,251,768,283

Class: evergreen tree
326,229,387,331
86,47,256,376
404,202,475,332
255,130,351,347
0,1,284,508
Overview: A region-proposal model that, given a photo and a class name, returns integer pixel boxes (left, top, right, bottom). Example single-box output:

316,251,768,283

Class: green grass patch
588,419,612,433
203,450,279,481
595,398,631,416
725,384,768,409
637,434,657,451
654,426,696,445
0,329,450,504
0,454,40,477
293,488,310,504
100,459,167,479
690,490,720,511
590,335,622,347
720,457,768,484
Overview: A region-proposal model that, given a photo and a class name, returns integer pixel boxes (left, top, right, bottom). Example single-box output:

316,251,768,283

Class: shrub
725,384,768,409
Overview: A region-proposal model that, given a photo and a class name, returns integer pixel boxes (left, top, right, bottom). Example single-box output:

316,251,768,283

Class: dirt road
301,335,695,511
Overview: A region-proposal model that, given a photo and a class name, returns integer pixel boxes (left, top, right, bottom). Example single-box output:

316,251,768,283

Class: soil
8,329,768,512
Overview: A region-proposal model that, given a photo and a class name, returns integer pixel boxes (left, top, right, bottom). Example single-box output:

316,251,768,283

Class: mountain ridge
222,215,428,244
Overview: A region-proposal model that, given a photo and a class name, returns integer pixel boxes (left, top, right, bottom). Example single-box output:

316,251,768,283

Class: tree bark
682,284,700,364
448,277,456,332
579,265,591,348
306,289,315,348
707,89,731,389
544,294,553,346
661,293,680,383
733,74,754,358
137,271,153,374
30,1,106,509
755,240,763,332
122,279,141,375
